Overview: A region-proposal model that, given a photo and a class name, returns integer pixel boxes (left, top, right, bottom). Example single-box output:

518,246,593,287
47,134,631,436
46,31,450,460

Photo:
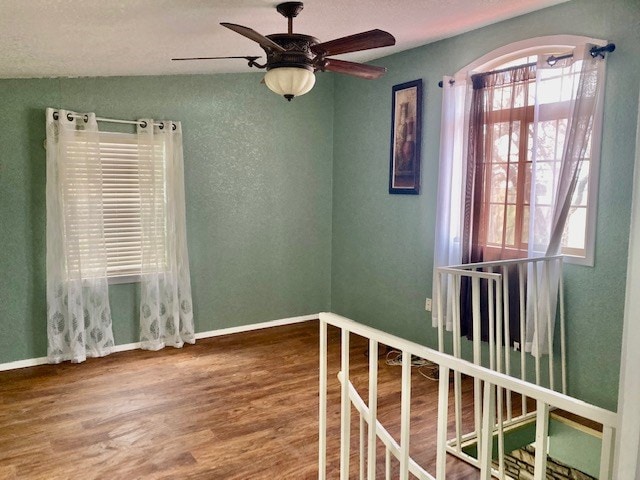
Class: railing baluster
544,260,554,391
399,351,412,479
436,271,444,353
518,262,527,415
452,274,461,358
479,382,496,480
533,401,549,480
600,425,616,479
454,370,462,454
488,270,496,372
495,273,503,378
340,328,351,480
367,339,378,480
436,365,450,480
502,267,513,423
359,414,365,480
518,263,529,408
497,386,505,479
558,259,567,395
318,320,327,480
385,448,391,480
472,274,481,365
453,275,463,453
531,261,541,386
472,275,483,449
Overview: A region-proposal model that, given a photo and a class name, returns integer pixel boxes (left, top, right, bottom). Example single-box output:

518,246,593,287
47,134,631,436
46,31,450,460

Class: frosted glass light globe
264,67,316,101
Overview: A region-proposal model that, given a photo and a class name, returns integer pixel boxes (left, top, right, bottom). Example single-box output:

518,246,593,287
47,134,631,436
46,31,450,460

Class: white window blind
62,130,167,280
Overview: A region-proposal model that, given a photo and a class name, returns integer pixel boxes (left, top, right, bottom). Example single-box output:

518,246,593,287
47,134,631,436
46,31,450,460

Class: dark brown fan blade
320,58,386,79
311,29,395,56
220,23,285,52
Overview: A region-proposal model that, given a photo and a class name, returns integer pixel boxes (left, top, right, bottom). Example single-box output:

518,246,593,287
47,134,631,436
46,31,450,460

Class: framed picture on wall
389,79,423,195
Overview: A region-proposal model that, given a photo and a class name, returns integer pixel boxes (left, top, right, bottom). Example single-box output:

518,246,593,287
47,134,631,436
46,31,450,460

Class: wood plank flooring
0,321,480,479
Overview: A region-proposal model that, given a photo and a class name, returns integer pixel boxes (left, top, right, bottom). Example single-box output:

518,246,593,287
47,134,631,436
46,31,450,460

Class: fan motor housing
264,34,319,71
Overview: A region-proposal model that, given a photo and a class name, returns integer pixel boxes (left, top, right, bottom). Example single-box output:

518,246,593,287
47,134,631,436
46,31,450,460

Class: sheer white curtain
137,120,195,350
46,108,115,363
432,77,472,329
526,44,606,355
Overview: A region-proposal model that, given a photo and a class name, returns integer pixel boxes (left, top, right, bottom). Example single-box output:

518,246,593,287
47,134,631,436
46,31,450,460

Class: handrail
320,312,617,427
445,254,564,270
436,267,502,279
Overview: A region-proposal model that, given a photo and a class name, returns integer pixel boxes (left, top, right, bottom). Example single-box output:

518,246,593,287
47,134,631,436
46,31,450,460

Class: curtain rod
51,110,177,130
438,42,616,88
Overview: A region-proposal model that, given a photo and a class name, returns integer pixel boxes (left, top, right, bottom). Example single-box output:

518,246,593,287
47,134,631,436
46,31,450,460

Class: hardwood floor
0,321,479,479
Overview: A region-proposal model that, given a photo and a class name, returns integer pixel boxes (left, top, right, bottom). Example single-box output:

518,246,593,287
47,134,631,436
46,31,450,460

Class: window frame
455,35,608,266
480,103,535,257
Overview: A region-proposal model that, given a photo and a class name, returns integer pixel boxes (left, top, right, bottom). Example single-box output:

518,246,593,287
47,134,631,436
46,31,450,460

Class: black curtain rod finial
438,78,455,88
590,42,615,58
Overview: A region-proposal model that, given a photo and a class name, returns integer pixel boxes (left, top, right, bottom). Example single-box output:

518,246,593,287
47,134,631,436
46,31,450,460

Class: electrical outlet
425,297,432,311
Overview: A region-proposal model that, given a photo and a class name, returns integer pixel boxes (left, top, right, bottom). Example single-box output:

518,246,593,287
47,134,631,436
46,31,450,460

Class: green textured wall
0,73,334,363
549,419,601,477
331,0,640,410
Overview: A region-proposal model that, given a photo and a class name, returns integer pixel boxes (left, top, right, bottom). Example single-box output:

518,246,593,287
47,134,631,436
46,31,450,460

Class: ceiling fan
172,2,396,101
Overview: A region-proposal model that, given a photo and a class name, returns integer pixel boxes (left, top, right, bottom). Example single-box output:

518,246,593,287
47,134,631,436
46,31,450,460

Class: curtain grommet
66,113,73,122
172,123,177,131
140,120,147,128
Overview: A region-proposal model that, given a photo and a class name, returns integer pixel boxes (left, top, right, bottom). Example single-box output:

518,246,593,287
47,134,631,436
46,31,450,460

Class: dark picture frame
389,79,423,194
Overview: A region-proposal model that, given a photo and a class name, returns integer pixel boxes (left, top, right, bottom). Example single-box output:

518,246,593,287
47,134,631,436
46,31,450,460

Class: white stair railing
436,255,567,392
435,255,567,464
318,312,617,480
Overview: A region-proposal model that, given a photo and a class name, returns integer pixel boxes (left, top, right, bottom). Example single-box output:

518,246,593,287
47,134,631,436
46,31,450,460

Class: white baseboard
0,314,318,373
194,313,318,340
0,356,50,371
112,341,143,353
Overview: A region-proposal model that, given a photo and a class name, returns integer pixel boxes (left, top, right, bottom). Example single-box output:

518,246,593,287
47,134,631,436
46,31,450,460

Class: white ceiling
0,0,568,79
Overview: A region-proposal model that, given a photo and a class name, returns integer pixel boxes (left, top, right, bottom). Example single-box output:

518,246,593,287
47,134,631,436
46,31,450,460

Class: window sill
562,254,594,267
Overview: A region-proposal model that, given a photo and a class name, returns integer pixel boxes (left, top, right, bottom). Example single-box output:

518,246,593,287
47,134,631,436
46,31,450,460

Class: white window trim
455,34,608,78
454,35,608,266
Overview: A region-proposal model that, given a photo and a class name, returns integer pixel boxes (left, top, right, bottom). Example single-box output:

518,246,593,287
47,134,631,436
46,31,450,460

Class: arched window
437,35,608,267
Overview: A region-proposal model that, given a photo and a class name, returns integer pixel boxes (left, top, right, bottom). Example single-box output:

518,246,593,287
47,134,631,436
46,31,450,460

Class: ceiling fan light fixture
175,3,396,100
264,67,316,101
